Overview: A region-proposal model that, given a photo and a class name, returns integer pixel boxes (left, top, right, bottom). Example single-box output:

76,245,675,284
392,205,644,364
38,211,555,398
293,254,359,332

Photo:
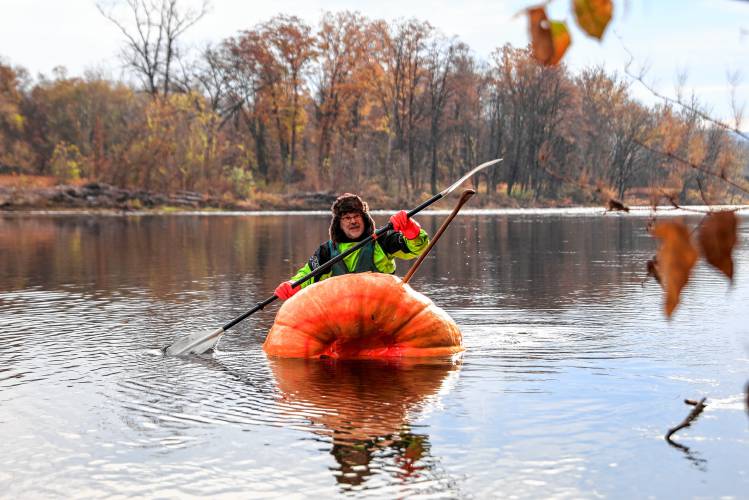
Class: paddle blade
441,158,502,197
163,326,225,356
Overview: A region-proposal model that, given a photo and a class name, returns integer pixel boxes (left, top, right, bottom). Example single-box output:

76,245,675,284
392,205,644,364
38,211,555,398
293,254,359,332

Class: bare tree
370,19,432,196
609,101,653,200
222,29,277,181
311,11,370,186
264,15,316,187
98,0,209,97
424,37,458,193
194,44,233,113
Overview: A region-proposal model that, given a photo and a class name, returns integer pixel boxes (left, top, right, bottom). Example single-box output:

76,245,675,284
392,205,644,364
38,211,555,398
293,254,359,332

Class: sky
1,0,747,130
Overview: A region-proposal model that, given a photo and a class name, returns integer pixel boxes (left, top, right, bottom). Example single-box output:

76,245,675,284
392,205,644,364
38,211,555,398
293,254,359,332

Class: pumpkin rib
275,289,336,343
399,303,462,347
289,276,427,340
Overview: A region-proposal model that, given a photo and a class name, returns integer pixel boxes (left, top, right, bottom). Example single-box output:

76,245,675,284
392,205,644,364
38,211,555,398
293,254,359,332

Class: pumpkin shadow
268,356,461,488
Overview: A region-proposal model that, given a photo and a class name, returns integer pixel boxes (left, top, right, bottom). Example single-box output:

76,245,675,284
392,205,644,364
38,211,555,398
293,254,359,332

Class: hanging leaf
573,0,613,39
651,220,698,318
528,8,571,65
549,21,571,65
697,211,738,281
528,7,554,65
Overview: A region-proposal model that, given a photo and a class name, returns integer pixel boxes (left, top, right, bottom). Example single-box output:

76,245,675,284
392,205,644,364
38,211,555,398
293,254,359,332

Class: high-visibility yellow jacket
290,228,429,288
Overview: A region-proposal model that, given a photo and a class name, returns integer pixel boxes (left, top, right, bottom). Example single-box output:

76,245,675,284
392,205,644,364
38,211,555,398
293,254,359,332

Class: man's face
340,212,364,239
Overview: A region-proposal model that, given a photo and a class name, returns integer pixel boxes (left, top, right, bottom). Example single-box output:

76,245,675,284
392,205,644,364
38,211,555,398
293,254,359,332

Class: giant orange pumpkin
263,273,463,358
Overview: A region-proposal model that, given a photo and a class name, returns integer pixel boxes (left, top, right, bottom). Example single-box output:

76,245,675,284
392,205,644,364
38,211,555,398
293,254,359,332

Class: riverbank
0,182,347,212
0,180,588,212
7,174,738,213
0,176,632,212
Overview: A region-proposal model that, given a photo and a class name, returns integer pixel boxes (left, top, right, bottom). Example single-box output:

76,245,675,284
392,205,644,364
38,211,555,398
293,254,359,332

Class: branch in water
665,397,707,442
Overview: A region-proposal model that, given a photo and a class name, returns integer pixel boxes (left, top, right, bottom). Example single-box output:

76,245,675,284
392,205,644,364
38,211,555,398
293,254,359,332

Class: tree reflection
268,357,460,490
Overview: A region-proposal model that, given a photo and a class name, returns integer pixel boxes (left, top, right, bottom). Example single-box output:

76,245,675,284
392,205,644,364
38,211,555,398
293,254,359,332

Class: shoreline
2,181,747,215
3,205,747,218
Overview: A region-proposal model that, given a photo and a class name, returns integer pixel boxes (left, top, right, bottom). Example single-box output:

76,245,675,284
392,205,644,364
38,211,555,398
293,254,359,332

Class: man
274,193,429,300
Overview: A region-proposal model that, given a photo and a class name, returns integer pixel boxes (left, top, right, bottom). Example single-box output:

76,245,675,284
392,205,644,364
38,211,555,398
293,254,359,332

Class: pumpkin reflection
269,357,460,487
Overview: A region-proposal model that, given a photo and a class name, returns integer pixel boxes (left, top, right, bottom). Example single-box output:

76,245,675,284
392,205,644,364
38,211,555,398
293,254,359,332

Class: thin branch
653,188,743,217
726,69,746,131
621,41,749,142
666,397,707,442
634,139,749,196
97,0,208,97
696,178,711,206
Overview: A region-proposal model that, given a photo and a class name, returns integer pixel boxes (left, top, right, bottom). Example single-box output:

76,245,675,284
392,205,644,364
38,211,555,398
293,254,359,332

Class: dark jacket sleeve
377,229,425,256
308,242,332,272
290,242,331,287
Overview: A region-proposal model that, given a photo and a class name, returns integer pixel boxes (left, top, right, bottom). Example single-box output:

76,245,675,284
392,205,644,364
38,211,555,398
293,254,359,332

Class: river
1,209,747,498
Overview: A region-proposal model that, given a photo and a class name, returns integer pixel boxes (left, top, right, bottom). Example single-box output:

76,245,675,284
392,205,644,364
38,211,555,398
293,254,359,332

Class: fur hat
329,193,376,243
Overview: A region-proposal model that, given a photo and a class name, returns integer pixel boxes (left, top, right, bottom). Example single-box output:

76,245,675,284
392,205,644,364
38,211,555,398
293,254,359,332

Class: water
1,210,747,498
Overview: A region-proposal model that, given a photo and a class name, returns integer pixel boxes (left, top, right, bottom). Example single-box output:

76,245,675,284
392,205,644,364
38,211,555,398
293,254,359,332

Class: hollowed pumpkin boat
263,273,463,359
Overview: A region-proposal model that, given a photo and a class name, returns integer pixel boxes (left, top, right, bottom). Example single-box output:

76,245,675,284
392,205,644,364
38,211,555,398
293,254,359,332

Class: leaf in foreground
652,220,698,318
698,211,738,281
528,8,570,66
573,0,613,39
528,7,554,65
549,21,571,65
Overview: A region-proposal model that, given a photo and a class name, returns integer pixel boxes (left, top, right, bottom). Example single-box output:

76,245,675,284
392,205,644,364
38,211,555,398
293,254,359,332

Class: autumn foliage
649,212,738,317
698,211,738,280
0,7,746,209
650,221,699,317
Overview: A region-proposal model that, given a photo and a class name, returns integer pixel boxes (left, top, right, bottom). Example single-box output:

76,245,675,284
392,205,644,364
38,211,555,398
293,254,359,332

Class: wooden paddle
164,159,502,356
403,189,476,284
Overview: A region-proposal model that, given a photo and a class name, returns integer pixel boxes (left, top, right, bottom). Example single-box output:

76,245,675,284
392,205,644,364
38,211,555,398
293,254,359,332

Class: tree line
1,8,747,206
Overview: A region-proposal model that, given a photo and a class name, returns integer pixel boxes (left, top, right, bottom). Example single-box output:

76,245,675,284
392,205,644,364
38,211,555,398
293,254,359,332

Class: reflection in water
329,428,431,488
666,438,708,472
269,357,460,490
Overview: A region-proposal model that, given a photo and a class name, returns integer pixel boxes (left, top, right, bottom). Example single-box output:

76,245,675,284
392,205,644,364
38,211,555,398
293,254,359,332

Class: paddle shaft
403,189,476,284
220,191,445,331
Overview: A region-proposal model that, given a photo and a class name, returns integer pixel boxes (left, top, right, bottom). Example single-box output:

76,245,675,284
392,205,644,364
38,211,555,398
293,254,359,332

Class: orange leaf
528,8,571,66
573,0,613,40
528,7,554,65
651,220,698,318
549,21,571,65
697,211,738,281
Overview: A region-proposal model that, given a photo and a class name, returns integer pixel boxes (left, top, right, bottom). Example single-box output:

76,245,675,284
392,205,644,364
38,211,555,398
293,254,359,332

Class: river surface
1,208,748,499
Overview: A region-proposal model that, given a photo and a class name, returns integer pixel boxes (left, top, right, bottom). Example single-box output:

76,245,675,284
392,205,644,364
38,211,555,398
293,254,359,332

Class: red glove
275,281,300,300
389,210,421,239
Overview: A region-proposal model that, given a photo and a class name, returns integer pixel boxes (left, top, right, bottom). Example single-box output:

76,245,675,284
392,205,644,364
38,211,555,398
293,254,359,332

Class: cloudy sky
1,0,747,129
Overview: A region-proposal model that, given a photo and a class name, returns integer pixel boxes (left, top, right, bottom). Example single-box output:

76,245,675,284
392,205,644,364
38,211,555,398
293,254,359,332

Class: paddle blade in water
163,326,225,356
